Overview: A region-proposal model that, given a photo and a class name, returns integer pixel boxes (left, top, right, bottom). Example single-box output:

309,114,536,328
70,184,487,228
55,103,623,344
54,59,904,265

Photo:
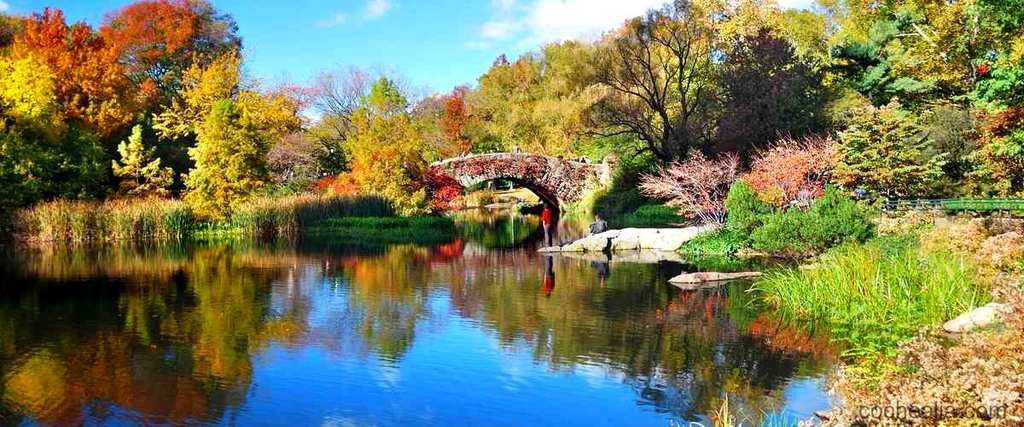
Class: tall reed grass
14,194,395,243
753,237,992,358
14,198,196,243
230,194,394,237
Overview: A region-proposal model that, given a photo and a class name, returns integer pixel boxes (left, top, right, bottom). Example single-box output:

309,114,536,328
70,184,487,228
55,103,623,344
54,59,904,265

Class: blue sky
1,0,814,94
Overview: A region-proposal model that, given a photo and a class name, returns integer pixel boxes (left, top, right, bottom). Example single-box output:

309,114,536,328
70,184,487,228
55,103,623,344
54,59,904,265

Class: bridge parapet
429,153,611,208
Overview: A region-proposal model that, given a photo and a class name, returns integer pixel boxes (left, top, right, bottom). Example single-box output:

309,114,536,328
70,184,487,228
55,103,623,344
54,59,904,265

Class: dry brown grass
825,283,1024,426
978,232,1024,271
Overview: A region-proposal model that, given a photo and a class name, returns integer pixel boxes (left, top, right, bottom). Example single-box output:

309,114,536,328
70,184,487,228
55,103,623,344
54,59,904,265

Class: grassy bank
605,204,685,228
754,236,991,359
307,216,456,245
13,194,395,244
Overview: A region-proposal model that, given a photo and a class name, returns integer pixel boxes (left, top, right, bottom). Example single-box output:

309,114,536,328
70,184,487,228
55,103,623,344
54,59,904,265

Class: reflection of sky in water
0,219,837,426
235,285,833,426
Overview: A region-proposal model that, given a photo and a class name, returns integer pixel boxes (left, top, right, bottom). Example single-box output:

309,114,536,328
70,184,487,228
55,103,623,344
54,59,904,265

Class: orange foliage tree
12,8,136,137
100,0,240,108
440,87,471,157
742,136,837,208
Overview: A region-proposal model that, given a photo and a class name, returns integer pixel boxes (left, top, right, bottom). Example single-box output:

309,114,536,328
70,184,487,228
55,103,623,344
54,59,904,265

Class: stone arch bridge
429,153,612,210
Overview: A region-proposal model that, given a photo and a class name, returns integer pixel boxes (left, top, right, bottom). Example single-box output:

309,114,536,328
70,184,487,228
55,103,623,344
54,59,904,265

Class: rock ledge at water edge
538,226,719,253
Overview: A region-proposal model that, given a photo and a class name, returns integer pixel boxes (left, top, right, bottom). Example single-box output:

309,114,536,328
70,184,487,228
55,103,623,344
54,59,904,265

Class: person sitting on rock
589,214,608,236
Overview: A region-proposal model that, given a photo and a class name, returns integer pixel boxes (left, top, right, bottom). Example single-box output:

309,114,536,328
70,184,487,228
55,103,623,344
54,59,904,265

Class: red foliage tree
742,136,837,208
419,170,464,211
13,8,136,136
639,152,739,225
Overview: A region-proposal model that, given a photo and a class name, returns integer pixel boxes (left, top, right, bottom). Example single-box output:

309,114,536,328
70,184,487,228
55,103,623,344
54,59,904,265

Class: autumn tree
592,0,718,161
470,41,599,157
639,152,740,224
12,8,136,137
101,0,241,108
717,28,827,155
834,102,947,198
342,77,428,215
268,133,320,191
440,87,471,157
112,124,174,197
155,51,301,218
0,51,107,211
0,14,25,51
307,67,376,174
742,136,837,208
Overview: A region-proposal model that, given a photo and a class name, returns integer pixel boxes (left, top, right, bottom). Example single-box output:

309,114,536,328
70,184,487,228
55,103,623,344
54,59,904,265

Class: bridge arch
429,153,611,211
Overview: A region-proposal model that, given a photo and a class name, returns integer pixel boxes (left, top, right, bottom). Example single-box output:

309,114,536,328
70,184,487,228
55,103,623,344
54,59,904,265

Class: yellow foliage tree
343,78,428,216
155,51,301,218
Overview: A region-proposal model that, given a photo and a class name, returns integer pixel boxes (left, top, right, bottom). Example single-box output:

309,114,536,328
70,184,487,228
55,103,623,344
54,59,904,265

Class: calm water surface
0,212,834,426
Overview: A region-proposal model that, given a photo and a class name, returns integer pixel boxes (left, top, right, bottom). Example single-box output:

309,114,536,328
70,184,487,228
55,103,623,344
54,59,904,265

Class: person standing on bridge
541,205,553,246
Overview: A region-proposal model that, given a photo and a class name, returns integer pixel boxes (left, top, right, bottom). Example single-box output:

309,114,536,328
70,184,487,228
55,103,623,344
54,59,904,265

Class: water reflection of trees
0,241,832,425
0,244,310,425
454,209,543,248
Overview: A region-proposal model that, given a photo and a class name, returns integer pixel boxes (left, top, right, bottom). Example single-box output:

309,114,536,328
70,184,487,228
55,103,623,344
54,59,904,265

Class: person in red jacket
541,205,553,246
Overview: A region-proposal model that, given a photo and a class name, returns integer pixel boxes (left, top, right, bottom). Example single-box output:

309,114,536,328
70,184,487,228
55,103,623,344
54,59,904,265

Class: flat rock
942,303,1010,333
669,271,762,285
541,226,717,253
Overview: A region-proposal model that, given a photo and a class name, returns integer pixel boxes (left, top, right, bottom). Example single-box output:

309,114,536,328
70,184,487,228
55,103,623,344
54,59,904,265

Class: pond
0,211,834,426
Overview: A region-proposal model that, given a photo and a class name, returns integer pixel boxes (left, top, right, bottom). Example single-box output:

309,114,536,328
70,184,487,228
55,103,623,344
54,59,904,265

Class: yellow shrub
919,218,990,257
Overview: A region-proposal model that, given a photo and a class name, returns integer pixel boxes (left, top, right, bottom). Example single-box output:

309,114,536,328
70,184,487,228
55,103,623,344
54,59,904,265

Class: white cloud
318,12,348,28
492,0,516,14
470,0,662,49
522,0,664,44
364,0,393,20
469,0,815,49
481,20,518,40
0,1,9,13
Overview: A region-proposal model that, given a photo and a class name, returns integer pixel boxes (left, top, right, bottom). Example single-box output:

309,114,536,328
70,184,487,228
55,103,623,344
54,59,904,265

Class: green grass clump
607,203,685,228
680,229,745,257
753,237,991,358
308,216,456,244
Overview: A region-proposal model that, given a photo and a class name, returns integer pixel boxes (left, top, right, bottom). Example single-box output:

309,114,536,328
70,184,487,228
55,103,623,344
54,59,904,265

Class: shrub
639,152,739,225
750,187,874,255
420,171,464,211
680,229,745,257
742,135,837,208
919,218,990,257
724,180,773,235
977,232,1024,271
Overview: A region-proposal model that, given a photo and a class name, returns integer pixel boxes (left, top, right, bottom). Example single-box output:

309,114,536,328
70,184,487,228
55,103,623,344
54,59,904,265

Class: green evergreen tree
112,124,174,197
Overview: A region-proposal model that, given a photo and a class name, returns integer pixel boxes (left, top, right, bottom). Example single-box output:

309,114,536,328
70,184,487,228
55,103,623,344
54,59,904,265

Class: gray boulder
942,303,1011,333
